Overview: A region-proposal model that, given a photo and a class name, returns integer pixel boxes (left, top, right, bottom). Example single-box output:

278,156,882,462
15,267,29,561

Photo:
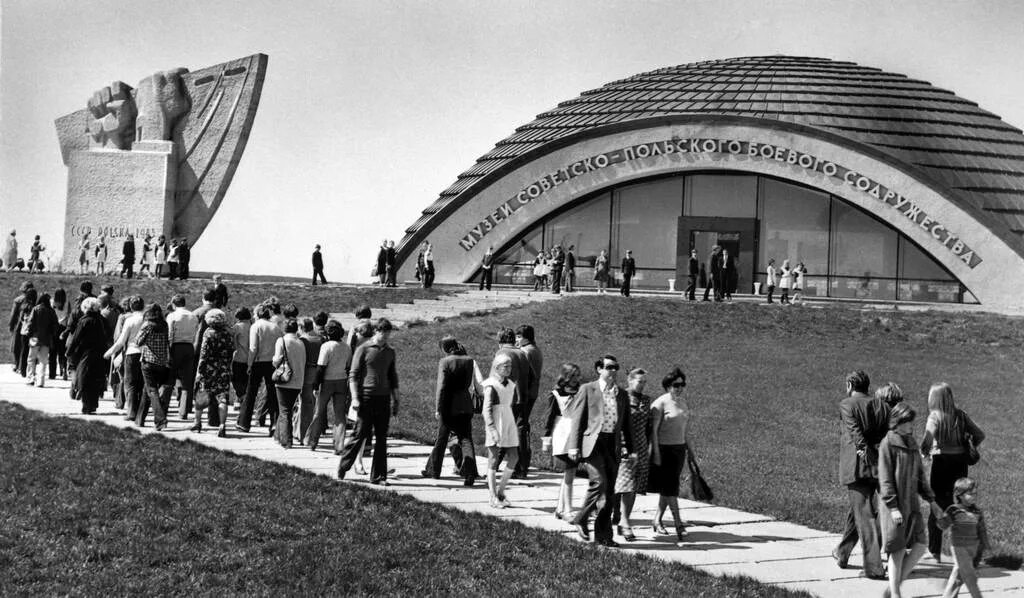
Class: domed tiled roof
400,55,1024,255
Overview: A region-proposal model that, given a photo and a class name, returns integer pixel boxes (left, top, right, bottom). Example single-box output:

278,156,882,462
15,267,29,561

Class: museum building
395,56,1024,308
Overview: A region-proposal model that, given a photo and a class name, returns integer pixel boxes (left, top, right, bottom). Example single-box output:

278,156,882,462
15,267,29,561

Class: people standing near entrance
702,246,722,301
920,383,985,563
565,245,576,292
533,251,547,291
544,362,582,521
650,367,692,543
721,248,735,300
385,240,398,287
549,245,564,294
423,334,480,486
620,250,636,297
765,258,778,304
3,230,17,272
483,353,519,508
879,403,942,598
312,244,327,285
570,355,634,548
154,235,167,279
78,232,91,275
833,370,890,579
29,235,44,273
792,262,806,304
337,318,400,485
513,324,542,479
120,234,136,279
95,235,108,275
422,241,435,288
612,367,651,542
594,249,610,293
685,249,698,300
778,259,792,304
139,235,153,278
178,237,191,280
479,246,494,290
376,240,388,286
167,239,180,279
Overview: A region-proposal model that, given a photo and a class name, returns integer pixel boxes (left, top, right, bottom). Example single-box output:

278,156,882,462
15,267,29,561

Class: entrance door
676,217,758,294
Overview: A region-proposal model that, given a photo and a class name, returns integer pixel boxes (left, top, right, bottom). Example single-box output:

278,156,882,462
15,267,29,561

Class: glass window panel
897,280,962,303
759,178,830,274
829,199,898,278
898,236,953,281
685,174,757,218
545,192,611,273
494,227,542,265
612,177,683,270
829,276,898,300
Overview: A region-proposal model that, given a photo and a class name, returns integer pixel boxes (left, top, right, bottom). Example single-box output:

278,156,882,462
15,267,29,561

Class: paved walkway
2,370,1021,597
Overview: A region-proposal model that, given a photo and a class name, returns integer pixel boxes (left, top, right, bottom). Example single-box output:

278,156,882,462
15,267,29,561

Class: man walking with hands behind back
312,244,327,285
571,355,634,547
834,370,891,579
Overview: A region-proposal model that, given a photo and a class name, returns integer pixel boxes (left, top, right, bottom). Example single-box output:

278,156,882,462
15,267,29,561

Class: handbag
687,449,714,502
271,338,293,383
194,389,211,410
960,411,980,465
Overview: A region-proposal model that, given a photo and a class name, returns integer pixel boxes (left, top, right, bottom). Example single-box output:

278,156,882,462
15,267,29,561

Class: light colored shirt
651,392,689,446
167,307,198,344
318,340,351,380
272,334,306,390
599,378,618,433
110,311,145,355
249,318,283,364
766,264,777,286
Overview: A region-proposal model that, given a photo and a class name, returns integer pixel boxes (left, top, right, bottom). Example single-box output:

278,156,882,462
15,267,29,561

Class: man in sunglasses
569,355,635,547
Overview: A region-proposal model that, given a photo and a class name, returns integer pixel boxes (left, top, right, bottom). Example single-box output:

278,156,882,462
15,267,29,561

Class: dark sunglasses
671,381,686,388
602,363,619,371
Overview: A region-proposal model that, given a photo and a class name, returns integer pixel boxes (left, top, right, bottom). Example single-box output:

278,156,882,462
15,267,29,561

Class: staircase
328,289,563,329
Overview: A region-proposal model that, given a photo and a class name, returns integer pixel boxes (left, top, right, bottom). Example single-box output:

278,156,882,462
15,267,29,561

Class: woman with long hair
135,303,172,428
543,362,582,520
594,249,609,293
920,383,986,562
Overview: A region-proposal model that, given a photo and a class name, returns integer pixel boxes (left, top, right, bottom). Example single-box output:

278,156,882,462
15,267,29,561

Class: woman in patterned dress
613,367,652,542
195,309,234,437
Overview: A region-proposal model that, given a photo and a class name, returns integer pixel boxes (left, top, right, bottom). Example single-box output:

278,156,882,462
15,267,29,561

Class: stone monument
55,53,268,272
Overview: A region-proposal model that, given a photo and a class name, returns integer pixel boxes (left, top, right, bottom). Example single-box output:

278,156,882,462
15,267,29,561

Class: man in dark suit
834,370,890,578
702,245,722,302
685,249,699,300
565,245,576,292
570,355,635,547
312,244,327,285
479,246,494,290
620,250,636,297
549,246,564,294
423,335,479,486
494,327,531,399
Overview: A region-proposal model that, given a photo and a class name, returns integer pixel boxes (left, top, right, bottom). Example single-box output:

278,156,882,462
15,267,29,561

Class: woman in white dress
78,233,90,274
154,235,167,278
94,236,108,275
483,353,519,508
542,363,582,520
778,259,792,304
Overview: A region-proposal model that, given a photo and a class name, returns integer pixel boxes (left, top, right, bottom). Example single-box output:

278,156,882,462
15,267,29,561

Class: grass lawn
388,296,1024,566
0,402,807,597
0,272,449,350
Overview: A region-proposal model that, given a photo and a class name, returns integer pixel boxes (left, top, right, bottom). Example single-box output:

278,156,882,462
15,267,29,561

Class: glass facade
488,171,967,302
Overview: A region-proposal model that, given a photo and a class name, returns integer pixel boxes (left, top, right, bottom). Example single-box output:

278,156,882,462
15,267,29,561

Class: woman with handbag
920,383,986,562
542,363,583,521
195,309,234,437
422,335,480,485
649,367,692,543
271,319,306,448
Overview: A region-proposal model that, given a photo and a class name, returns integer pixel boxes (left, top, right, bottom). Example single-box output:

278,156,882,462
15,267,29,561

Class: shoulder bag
272,337,293,383
687,448,714,502
471,360,484,414
959,411,980,465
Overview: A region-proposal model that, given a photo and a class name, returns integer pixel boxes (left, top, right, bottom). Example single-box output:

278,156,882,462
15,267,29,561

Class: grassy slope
0,403,805,597
389,297,1024,563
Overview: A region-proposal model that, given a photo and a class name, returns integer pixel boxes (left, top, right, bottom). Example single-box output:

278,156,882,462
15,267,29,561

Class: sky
2,0,1023,282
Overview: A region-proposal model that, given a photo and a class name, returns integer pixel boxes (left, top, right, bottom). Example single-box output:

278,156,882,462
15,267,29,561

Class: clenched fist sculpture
86,68,190,150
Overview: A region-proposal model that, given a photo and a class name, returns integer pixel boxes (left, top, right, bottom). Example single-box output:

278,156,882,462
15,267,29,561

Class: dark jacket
573,380,633,458
519,341,543,404
436,354,475,416
377,247,387,271
66,311,111,395
566,251,576,270
494,344,532,407
350,341,398,395
312,250,324,269
621,257,636,276
8,294,25,333
839,391,891,485
123,240,135,261
688,256,699,276
28,304,59,347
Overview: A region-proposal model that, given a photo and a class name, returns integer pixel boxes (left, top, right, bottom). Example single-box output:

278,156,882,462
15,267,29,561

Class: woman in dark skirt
66,297,110,414
649,366,691,543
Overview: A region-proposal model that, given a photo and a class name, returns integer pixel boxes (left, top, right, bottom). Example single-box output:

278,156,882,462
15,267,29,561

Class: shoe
596,539,620,548
217,428,227,438
371,479,390,486
234,424,250,434
354,463,366,475
490,497,505,509
510,471,528,480
463,475,476,487
859,571,887,581
268,427,275,437
618,525,636,542
929,552,942,563
337,468,346,480
676,525,688,542
831,547,849,569
190,422,202,433
575,522,590,542
420,469,440,480
499,497,511,508
652,522,669,535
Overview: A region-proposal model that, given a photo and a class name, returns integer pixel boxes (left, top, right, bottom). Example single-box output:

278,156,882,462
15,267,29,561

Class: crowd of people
74,231,193,279
835,371,988,598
